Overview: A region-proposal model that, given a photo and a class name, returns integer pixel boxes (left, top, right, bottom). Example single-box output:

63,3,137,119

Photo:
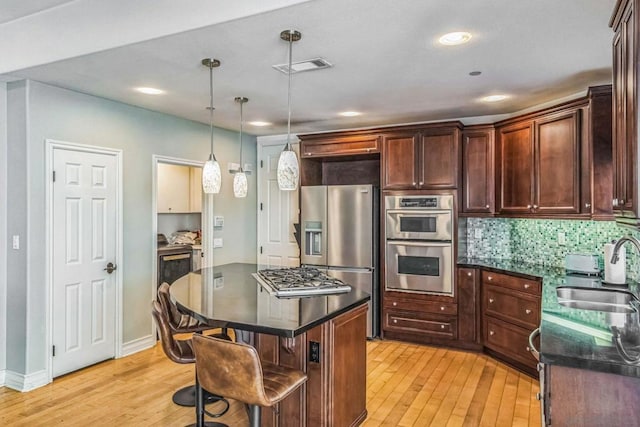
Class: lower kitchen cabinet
539,364,640,426
457,267,480,346
482,271,541,375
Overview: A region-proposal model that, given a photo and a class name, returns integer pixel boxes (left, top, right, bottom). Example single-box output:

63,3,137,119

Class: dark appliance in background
385,194,454,295
157,234,192,288
300,184,379,338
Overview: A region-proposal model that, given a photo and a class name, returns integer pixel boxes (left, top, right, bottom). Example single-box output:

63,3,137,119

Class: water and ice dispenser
304,221,323,256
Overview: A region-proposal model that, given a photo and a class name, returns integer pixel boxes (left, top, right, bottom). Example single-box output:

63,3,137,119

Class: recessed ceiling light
339,111,362,117
438,32,472,46
135,87,165,95
248,121,271,127
481,94,509,103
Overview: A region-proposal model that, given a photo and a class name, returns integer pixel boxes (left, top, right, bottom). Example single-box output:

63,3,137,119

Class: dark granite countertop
458,257,640,378
169,263,370,338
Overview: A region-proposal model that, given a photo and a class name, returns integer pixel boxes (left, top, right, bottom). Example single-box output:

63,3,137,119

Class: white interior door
52,147,117,377
258,141,300,268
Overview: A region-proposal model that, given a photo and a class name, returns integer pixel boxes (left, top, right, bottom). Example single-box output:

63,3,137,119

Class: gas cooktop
254,267,351,297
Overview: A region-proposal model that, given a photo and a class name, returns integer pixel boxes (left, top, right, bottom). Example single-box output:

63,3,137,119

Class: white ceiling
1,0,618,136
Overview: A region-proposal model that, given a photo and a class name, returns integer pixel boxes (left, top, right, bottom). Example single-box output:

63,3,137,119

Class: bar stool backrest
151,300,195,364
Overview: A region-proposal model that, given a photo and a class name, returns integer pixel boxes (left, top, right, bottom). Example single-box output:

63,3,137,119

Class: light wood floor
0,339,540,426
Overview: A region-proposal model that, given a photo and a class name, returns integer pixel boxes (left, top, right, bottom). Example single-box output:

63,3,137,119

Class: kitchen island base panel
256,303,368,427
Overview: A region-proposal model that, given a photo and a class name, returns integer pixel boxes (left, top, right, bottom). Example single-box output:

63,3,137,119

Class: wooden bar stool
192,333,307,427
157,282,231,407
151,301,229,427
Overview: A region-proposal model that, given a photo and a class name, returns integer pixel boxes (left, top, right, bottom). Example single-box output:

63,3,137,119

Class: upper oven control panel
385,194,453,210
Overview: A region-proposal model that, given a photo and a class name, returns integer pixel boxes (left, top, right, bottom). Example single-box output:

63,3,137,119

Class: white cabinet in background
157,163,203,213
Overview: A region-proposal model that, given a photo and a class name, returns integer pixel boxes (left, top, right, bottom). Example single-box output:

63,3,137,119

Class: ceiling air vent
272,57,333,74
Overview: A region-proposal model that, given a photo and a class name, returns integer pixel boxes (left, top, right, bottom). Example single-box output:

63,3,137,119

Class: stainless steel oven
385,194,454,295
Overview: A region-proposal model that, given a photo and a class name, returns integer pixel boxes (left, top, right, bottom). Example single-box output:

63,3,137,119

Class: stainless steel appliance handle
386,209,451,215
386,240,451,247
162,253,191,261
528,327,541,362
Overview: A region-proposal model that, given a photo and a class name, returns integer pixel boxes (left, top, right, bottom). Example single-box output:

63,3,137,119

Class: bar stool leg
248,405,261,427
187,376,227,427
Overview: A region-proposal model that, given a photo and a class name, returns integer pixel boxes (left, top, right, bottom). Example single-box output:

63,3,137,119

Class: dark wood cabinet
300,133,380,158
461,125,494,214
457,268,480,345
497,111,582,215
481,271,540,375
611,0,640,225
382,123,461,190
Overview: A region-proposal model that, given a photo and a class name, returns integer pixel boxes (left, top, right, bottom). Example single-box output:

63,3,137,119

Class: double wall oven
385,194,454,295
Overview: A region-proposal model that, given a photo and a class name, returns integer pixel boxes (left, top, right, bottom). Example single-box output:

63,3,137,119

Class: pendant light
233,97,248,198
201,58,222,194
276,29,301,191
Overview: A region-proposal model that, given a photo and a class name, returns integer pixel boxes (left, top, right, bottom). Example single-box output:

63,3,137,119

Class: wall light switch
213,238,223,248
12,235,19,250
214,216,224,228
558,232,566,246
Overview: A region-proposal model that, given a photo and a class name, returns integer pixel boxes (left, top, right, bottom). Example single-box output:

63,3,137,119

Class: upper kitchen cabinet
495,86,612,219
298,131,381,187
461,125,495,215
157,163,203,213
382,122,462,190
611,0,640,226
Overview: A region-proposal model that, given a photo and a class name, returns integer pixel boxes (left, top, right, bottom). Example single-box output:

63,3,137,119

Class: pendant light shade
276,29,301,191
201,58,222,194
233,96,249,198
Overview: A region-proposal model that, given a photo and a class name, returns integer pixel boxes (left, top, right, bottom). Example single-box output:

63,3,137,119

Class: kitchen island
170,263,370,427
458,258,640,426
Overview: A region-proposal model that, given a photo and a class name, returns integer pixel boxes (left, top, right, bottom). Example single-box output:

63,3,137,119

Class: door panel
382,133,419,189
498,123,534,213
53,147,117,377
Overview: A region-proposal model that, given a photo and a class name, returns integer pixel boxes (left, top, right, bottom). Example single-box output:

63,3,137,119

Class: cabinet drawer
384,297,457,315
385,310,457,339
484,317,537,368
482,271,541,295
301,136,380,157
483,284,540,329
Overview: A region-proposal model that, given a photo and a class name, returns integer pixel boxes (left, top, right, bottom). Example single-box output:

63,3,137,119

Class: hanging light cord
209,64,216,161
239,100,244,170
286,32,293,150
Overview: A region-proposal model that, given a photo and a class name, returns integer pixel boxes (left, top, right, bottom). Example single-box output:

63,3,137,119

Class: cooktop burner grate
254,267,351,297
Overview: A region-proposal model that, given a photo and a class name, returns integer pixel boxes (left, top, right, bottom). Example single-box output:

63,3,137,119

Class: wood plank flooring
0,339,540,426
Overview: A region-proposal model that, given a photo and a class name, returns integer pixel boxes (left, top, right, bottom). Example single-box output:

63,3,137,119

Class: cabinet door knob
393,319,398,324
440,306,445,311
392,301,397,306
620,199,625,204
585,203,591,208
487,275,493,281
533,204,538,209
525,309,532,314
419,181,423,186
366,148,371,152
613,198,619,207
412,182,417,186
489,298,494,304
526,346,531,352
489,330,495,336
467,272,472,277
485,204,490,209
527,204,532,209
523,283,531,289
440,324,446,329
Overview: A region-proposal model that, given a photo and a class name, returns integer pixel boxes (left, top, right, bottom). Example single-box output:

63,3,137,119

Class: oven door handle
386,240,451,247
386,209,451,216
162,253,191,261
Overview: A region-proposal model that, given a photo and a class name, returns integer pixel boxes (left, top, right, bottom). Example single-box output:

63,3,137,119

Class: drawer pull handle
467,271,472,277
525,309,532,314
393,319,398,324
523,283,531,289
440,324,446,329
485,204,490,209
392,302,397,306
489,330,495,336
412,182,417,186
440,306,445,311
489,298,494,304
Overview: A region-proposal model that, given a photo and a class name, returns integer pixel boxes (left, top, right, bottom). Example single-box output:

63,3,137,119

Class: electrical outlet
474,229,483,239
558,232,566,246
213,238,223,248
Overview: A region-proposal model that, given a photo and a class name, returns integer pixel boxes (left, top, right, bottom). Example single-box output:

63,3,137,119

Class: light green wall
6,79,257,375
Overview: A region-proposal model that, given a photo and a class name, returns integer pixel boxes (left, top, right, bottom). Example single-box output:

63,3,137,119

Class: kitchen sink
556,286,638,314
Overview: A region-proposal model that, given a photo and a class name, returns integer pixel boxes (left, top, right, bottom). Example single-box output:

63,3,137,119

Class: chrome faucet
610,235,640,264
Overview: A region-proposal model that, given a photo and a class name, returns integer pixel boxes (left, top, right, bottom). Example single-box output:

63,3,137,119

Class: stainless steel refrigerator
301,184,379,338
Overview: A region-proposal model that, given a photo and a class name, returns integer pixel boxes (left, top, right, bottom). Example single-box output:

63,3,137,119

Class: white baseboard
121,334,155,357
4,369,49,392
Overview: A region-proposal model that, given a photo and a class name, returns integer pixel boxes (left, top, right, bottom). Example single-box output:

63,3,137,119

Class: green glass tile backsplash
462,218,640,280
